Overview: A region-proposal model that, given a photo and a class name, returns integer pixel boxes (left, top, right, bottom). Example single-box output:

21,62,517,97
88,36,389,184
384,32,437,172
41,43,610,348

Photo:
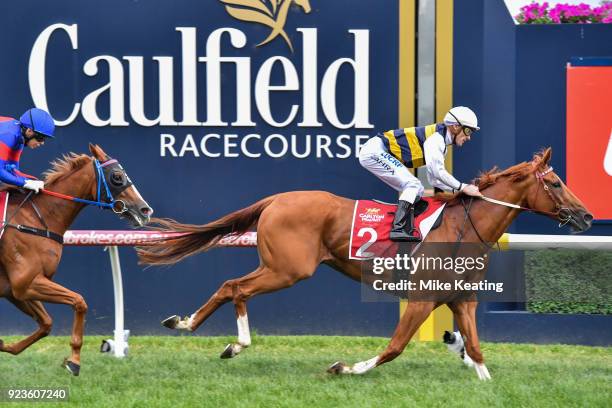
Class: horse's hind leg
162,260,316,358
161,266,270,333
163,225,321,352
163,264,307,358
0,298,52,355
219,265,305,359
328,301,436,375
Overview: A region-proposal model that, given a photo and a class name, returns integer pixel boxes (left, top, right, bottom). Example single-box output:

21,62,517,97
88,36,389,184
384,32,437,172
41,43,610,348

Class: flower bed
515,1,612,24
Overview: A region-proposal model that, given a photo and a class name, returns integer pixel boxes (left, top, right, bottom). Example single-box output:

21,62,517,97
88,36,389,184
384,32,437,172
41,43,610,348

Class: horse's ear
532,147,553,168
541,147,552,165
89,143,109,161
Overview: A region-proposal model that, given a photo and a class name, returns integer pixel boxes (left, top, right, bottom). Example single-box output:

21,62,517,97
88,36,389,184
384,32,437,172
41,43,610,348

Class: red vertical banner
567,65,612,220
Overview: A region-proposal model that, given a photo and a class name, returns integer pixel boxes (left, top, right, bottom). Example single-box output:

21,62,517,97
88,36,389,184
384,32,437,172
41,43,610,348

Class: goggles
448,111,477,137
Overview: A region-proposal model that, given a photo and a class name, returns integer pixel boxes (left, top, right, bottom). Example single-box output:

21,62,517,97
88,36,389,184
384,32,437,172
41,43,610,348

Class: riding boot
389,200,422,242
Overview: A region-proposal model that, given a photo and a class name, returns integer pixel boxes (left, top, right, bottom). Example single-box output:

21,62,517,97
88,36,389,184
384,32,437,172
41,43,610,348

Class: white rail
499,233,612,251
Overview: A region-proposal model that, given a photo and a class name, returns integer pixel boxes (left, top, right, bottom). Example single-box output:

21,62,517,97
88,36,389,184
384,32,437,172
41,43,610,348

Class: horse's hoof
62,358,80,376
161,315,180,329
220,343,236,359
327,361,347,374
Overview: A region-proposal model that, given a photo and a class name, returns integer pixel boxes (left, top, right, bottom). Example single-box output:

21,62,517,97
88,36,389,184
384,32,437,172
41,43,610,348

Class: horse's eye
551,181,561,188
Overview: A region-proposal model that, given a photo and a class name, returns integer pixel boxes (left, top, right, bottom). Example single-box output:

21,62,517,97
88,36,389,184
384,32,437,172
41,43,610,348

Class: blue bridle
44,159,128,213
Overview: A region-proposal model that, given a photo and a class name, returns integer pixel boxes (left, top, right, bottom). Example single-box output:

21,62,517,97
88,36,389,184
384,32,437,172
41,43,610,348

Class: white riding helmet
444,106,480,130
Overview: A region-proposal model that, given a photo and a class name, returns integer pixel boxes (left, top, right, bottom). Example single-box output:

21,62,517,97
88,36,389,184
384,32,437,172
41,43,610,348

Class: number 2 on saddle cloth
349,198,446,260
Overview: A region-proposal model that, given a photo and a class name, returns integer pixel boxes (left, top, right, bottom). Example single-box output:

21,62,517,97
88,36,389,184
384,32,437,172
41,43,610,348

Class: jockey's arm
0,164,26,187
423,134,463,193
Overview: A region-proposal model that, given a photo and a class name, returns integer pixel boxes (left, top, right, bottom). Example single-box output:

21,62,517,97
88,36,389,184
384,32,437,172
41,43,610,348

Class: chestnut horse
137,148,591,380
0,144,152,376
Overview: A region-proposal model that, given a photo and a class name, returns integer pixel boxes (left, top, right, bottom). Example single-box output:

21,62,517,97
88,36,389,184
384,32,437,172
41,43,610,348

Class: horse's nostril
583,213,594,223
140,206,153,217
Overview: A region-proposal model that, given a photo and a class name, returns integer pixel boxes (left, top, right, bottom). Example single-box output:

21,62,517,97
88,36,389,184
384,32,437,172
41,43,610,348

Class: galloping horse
137,148,592,380
0,144,152,376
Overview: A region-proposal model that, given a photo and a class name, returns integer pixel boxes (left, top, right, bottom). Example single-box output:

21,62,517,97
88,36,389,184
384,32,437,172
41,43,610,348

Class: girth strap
6,223,64,244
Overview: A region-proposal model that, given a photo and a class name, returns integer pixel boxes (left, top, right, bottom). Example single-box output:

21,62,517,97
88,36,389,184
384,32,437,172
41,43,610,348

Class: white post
107,245,129,358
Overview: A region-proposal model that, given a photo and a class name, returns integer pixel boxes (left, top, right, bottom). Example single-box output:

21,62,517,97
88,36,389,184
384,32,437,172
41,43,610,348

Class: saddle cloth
349,197,445,260
0,191,9,239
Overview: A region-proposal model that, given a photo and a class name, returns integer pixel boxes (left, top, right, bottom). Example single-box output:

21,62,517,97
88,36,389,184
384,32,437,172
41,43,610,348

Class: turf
0,335,610,407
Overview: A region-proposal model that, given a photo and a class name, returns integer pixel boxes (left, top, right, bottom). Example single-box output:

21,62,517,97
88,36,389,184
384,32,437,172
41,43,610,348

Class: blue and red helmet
20,108,55,138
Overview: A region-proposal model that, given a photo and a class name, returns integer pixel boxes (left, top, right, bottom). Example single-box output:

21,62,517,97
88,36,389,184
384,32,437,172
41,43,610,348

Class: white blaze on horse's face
121,184,153,227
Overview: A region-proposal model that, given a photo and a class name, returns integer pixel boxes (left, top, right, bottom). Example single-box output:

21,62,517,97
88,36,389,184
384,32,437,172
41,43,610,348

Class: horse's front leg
448,300,491,380
328,301,436,374
15,275,87,376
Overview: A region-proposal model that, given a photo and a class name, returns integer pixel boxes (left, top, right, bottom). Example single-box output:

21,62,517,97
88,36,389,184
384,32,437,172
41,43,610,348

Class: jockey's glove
461,184,483,197
23,179,45,193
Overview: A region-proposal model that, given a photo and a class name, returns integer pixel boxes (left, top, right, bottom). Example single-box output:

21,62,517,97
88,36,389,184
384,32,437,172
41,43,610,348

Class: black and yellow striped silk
378,123,447,168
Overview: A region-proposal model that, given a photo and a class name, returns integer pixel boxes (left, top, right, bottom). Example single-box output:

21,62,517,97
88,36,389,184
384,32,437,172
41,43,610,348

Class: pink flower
515,1,612,24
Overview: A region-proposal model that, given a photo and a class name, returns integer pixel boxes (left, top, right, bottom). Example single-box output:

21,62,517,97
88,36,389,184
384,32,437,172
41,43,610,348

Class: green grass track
0,335,610,407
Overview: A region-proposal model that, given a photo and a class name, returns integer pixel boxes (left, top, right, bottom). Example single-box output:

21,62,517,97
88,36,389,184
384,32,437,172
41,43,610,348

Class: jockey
0,108,55,193
359,106,482,242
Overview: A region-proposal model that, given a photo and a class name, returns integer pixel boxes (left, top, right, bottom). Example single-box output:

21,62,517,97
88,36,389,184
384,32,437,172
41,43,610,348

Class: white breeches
358,136,424,204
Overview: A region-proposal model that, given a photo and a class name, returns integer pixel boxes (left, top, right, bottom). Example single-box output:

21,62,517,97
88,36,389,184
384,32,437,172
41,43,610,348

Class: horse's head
526,147,593,233
293,0,311,13
89,143,153,227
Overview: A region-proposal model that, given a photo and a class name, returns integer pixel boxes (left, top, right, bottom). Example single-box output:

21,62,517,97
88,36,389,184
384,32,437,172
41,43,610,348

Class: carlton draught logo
359,208,385,223
220,0,312,51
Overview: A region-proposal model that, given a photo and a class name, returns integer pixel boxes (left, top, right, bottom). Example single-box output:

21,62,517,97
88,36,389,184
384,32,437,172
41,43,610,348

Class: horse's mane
474,161,532,190
435,150,547,206
43,153,92,185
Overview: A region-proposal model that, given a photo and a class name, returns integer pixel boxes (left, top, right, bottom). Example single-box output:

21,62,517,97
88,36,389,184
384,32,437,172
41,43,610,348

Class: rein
457,166,571,248
456,197,500,251
0,158,131,244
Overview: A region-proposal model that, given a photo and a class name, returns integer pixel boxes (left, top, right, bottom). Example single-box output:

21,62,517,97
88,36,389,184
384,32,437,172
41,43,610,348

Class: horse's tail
137,196,275,266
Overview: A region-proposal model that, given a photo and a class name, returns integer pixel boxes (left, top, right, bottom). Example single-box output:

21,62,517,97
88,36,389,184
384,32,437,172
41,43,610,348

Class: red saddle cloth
0,191,9,239
349,197,445,260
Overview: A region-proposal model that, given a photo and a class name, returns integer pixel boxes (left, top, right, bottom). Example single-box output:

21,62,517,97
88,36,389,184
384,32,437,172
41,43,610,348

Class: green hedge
524,250,612,315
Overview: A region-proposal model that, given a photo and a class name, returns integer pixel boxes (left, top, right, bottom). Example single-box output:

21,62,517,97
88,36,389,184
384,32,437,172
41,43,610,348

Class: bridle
41,158,133,214
457,165,573,247
477,166,571,225
532,166,572,227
